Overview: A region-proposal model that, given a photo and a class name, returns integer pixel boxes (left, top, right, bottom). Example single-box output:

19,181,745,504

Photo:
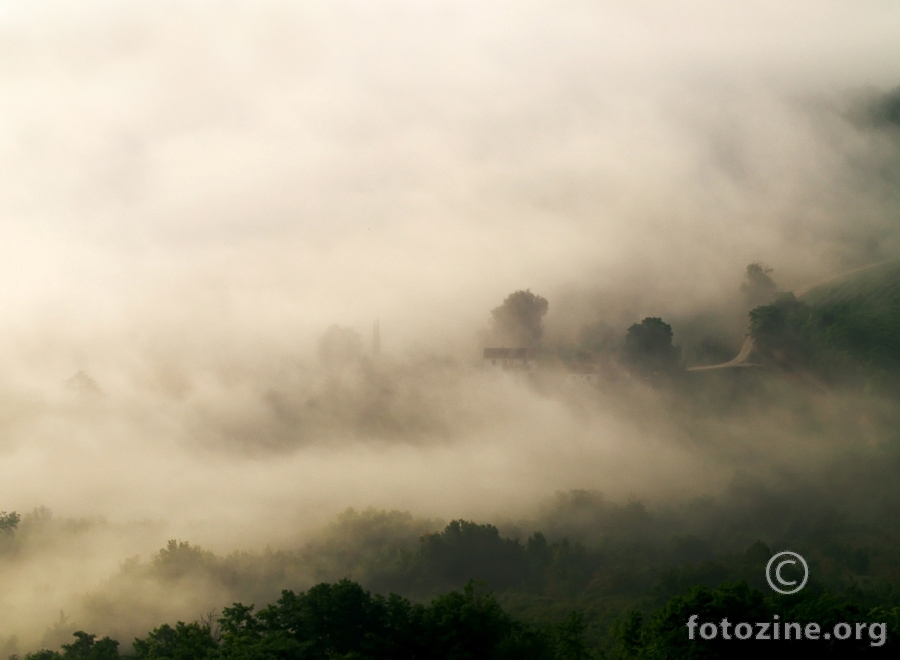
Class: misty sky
1,0,899,548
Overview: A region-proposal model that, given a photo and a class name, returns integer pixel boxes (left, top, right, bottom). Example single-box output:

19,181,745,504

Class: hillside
748,259,900,391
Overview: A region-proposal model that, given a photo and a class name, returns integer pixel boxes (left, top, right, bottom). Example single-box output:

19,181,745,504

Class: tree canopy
490,290,549,348
624,317,680,374
0,511,19,535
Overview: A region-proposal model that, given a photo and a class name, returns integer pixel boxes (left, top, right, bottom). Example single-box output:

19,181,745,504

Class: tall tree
490,290,549,347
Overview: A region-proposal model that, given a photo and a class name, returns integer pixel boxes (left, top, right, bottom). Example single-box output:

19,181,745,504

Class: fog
1,0,900,653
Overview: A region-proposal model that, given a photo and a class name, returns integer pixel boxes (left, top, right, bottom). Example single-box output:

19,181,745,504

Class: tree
490,290,549,347
132,621,217,659
624,318,680,374
25,632,120,660
0,511,19,535
740,263,778,309
748,293,810,357
414,521,527,593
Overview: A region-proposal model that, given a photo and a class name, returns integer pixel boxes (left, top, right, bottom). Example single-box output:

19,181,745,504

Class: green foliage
0,511,20,534
196,579,555,659
413,520,527,594
747,293,808,355
25,632,120,660
616,581,899,658
132,621,217,660
552,612,592,660
490,290,549,348
748,266,900,391
152,541,220,580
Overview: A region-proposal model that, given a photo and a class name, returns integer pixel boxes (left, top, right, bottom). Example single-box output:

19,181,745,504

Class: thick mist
1,0,900,653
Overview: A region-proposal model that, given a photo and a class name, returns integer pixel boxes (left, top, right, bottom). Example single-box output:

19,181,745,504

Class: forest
5,248,900,658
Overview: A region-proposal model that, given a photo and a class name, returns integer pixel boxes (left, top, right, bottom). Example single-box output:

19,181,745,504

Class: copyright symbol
765,551,809,595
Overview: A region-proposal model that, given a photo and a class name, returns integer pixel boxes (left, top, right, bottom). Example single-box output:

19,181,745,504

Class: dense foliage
21,581,585,660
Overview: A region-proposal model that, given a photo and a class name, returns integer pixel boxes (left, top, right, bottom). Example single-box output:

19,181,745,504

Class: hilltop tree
624,317,681,374
490,290,549,347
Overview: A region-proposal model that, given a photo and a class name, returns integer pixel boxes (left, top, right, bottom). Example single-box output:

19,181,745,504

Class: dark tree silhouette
490,290,549,347
624,317,680,374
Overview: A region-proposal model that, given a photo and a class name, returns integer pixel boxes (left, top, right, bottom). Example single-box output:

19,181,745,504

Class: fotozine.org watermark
687,615,887,646
685,551,889,647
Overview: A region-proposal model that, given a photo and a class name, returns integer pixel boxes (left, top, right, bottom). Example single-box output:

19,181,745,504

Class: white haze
0,0,899,650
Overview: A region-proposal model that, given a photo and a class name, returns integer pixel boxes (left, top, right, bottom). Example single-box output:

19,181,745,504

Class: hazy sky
1,0,899,545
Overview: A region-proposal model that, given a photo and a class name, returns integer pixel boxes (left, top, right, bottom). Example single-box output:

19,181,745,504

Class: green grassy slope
749,259,900,391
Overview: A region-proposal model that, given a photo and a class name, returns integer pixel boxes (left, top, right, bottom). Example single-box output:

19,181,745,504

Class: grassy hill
749,259,900,392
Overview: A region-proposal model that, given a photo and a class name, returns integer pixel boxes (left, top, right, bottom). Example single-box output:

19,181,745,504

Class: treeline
20,580,590,660
614,580,899,658
15,461,900,654
10,434,900,642
11,456,900,657
495,260,900,393
19,573,900,658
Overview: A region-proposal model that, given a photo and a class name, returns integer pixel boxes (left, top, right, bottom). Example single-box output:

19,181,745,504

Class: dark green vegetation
14,486,900,658
21,581,571,660
12,434,900,659
749,260,900,393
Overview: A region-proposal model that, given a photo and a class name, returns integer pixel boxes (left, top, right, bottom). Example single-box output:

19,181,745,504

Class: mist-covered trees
867,84,900,128
132,621,218,660
125,580,560,660
614,581,895,658
25,631,120,660
748,279,900,390
414,521,526,593
490,290,549,347
623,318,681,374
740,263,778,309
747,293,805,354
0,511,19,535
